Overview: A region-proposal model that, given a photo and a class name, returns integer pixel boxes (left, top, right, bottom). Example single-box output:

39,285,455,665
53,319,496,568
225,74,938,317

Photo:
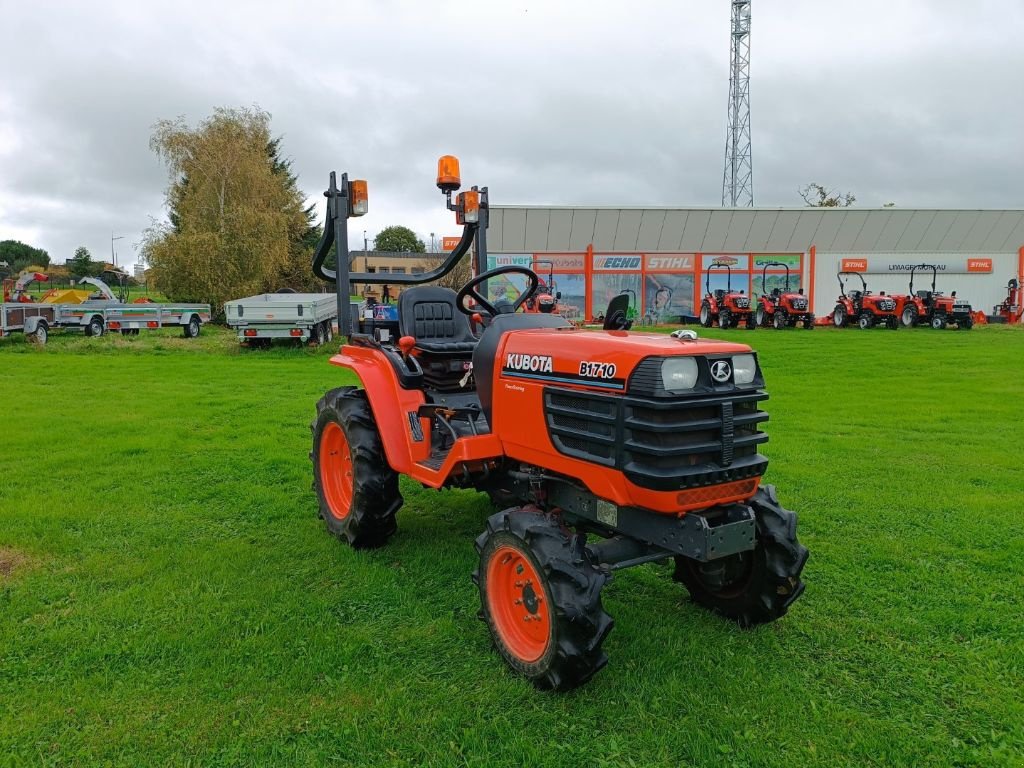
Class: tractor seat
398,286,478,354
714,289,726,303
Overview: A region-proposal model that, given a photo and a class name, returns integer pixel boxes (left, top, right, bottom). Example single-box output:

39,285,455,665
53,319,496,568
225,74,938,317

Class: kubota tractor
308,156,808,690
896,263,974,330
832,272,899,330
754,261,813,330
699,263,756,329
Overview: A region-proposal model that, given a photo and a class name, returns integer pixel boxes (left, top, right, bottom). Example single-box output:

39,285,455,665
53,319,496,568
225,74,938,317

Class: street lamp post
111,234,124,268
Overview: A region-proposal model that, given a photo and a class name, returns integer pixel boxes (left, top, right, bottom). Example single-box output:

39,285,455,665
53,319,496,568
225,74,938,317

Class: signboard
593,254,642,271
753,254,802,269
644,254,695,271
836,255,996,275
441,236,462,252
535,253,585,270
486,254,533,269
702,254,749,270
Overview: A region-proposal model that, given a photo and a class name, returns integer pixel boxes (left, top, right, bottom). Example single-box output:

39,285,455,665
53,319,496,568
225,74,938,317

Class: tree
799,183,856,207
68,246,96,279
374,225,425,253
0,240,50,273
418,251,473,292
142,106,311,314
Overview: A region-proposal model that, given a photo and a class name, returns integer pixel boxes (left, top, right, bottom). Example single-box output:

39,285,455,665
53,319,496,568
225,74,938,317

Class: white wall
811,252,1020,317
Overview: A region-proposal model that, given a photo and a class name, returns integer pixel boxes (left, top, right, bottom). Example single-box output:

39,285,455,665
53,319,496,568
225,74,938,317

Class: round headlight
661,357,699,391
733,354,757,385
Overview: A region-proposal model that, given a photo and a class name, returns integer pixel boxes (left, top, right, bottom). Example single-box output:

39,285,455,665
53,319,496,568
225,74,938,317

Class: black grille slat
544,383,769,492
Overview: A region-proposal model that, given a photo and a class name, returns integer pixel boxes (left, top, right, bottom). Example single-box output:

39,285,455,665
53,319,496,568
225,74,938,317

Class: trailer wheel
311,387,401,548
325,322,334,343
699,303,713,327
30,321,48,345
902,306,918,327
183,315,201,338
674,485,808,628
474,507,613,691
85,316,104,337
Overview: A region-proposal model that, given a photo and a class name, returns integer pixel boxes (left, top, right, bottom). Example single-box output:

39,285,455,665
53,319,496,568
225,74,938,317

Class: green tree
143,106,311,313
0,240,50,273
374,225,425,253
799,183,856,207
68,246,96,279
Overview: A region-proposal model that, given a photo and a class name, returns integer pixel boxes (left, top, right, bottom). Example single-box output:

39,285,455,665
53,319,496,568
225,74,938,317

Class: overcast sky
1,0,1022,269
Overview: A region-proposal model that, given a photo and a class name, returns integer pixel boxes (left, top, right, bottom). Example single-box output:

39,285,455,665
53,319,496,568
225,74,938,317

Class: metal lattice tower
722,0,753,207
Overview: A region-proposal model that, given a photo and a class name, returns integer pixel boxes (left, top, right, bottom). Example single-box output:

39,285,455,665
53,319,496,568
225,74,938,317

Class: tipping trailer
224,292,339,347
0,301,210,344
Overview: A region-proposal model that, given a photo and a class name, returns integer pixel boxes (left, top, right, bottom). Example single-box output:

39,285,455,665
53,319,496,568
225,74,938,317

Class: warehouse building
486,207,1024,323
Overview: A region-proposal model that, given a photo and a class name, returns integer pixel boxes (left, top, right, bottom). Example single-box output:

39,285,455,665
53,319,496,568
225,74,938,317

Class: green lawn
1,324,1022,767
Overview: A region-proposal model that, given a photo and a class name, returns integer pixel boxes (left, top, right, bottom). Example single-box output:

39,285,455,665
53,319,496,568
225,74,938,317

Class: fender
330,346,429,472
705,297,719,313
23,316,46,335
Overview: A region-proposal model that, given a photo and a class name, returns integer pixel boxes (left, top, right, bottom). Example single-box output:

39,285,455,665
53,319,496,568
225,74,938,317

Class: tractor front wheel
804,314,815,329
674,485,808,628
931,315,946,330
719,308,733,328
311,387,402,548
959,315,974,330
699,303,713,328
887,316,900,330
773,311,787,330
858,314,874,330
474,508,613,691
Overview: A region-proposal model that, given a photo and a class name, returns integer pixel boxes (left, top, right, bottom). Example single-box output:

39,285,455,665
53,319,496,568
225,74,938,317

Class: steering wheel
456,265,539,317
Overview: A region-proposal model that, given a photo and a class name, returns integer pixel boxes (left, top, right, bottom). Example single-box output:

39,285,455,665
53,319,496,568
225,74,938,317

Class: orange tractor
754,261,814,330
896,264,974,330
832,272,899,330
699,263,756,329
308,157,807,690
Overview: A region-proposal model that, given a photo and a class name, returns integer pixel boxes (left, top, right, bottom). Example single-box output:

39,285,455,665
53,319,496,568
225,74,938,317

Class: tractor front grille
877,299,896,311
733,296,750,309
953,303,972,314
544,387,769,492
791,298,808,311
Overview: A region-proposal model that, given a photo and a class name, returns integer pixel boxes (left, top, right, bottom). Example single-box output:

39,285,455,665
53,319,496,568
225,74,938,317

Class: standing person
382,284,391,304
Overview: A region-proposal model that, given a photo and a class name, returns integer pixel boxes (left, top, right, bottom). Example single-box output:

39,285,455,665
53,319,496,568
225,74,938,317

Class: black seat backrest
473,313,572,423
714,289,726,303
398,286,476,352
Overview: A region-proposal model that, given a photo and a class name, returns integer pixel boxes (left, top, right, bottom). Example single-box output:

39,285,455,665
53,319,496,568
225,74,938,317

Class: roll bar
760,261,791,295
837,271,868,294
908,263,937,295
311,168,489,338
705,262,733,294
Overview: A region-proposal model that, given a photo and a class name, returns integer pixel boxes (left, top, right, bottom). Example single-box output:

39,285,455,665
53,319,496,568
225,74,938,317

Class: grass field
1,324,1022,767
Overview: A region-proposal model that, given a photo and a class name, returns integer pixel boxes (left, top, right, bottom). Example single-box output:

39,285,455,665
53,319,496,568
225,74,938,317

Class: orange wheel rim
486,545,551,663
320,422,353,520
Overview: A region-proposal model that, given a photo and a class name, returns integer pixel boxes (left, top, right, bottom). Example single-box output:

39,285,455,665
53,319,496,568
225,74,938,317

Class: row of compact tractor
307,156,808,691
833,264,975,330
699,262,814,330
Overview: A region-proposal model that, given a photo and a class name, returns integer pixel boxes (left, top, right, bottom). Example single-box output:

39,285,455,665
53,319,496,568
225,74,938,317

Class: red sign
441,236,461,252
841,258,868,272
535,253,584,270
644,254,694,271
967,258,993,273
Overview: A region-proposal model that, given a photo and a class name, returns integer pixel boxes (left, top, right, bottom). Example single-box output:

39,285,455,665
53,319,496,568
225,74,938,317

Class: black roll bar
837,270,868,295
908,263,937,295
705,262,733,294
759,260,791,295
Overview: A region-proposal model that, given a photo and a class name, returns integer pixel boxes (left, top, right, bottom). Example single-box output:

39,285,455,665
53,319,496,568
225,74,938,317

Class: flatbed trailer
0,301,211,345
224,292,339,346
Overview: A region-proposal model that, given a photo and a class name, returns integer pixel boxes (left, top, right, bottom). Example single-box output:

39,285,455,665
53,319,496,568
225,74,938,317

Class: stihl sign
644,255,694,271
837,256,996,275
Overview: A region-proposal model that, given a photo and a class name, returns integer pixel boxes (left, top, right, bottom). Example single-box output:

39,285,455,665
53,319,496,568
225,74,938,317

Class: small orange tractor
699,263,756,329
896,264,974,330
832,272,899,330
754,261,814,330
306,156,807,690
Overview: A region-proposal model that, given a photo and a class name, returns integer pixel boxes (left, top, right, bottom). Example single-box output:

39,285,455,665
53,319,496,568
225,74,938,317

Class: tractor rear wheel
902,306,918,327
474,507,613,691
311,387,401,548
755,306,767,327
832,306,846,327
699,303,713,327
674,485,808,628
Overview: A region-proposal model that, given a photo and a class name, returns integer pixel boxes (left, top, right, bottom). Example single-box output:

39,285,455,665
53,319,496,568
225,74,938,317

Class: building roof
488,207,1024,254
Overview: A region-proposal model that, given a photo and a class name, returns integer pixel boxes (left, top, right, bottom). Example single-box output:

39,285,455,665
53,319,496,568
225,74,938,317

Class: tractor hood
497,327,759,394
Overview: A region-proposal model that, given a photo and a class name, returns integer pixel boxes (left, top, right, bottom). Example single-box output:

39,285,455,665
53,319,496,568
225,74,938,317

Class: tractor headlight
661,357,699,391
732,354,757,385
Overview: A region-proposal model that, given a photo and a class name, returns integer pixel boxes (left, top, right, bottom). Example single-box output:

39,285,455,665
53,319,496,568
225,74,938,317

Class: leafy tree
375,226,425,253
799,183,856,207
0,240,50,273
68,246,96,279
418,252,473,292
143,106,311,313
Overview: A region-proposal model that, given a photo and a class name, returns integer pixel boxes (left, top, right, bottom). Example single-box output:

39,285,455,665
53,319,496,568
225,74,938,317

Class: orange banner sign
841,258,868,272
441,236,461,252
967,258,993,273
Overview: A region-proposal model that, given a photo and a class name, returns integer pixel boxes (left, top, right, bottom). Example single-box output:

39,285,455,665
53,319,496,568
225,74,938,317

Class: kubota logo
505,353,553,373
710,360,732,383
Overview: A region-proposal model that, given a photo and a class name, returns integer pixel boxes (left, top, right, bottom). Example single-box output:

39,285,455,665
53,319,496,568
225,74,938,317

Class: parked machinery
989,278,1022,324
699,263,756,329
754,261,813,330
832,272,899,330
896,264,974,330
2,272,48,303
307,155,807,690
